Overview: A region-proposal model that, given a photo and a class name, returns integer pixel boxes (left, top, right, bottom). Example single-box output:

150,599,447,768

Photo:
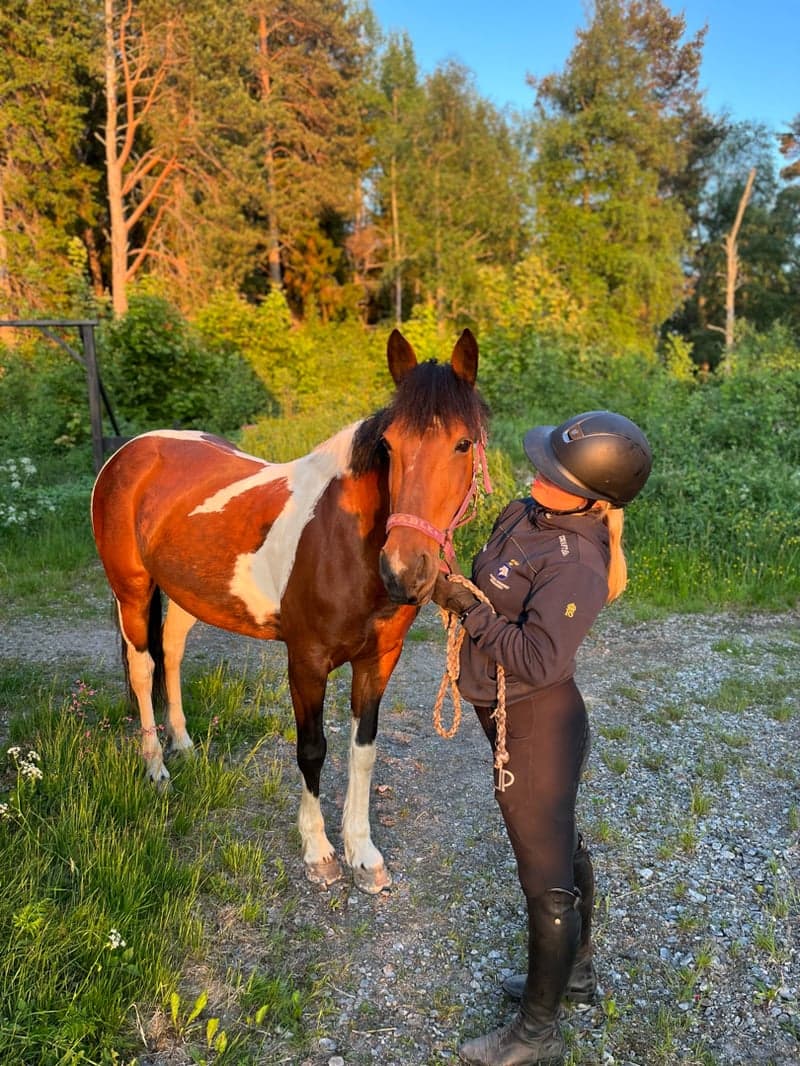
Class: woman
432,410,652,1066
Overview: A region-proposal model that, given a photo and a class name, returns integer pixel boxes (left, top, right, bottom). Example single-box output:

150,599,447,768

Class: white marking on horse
342,719,381,869
219,424,361,622
298,781,336,865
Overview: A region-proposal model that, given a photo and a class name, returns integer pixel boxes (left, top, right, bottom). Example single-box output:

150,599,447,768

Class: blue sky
368,1,798,134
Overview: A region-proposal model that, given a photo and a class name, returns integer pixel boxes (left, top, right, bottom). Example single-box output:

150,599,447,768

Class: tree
670,120,800,363
240,0,366,299
779,114,800,182
0,0,103,316
369,52,528,325
103,0,195,314
529,0,709,350
369,32,424,323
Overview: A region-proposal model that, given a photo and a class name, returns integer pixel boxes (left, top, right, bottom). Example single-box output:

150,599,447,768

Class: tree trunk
257,12,283,290
105,0,128,315
723,166,756,353
390,88,403,324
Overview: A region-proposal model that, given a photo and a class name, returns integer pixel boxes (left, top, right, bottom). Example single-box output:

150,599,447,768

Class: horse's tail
118,587,167,710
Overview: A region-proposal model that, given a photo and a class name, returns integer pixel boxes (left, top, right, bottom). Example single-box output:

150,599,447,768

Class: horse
90,328,490,893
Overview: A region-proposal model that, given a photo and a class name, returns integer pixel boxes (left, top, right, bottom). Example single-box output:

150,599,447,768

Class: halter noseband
385,436,492,569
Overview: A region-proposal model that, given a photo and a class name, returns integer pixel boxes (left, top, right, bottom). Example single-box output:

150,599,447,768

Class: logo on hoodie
489,558,520,590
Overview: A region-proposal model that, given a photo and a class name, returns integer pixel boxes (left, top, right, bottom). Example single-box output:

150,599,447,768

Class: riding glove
431,572,480,621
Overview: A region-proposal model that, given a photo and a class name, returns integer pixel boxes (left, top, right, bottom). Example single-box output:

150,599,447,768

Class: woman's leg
459,682,589,1065
495,681,589,898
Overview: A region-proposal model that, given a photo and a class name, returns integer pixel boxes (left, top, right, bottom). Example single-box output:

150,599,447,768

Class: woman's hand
431,573,480,619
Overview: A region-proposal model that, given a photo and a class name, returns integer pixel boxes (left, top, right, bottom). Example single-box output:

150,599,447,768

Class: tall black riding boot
569,838,598,1001
503,839,598,1005
458,889,580,1066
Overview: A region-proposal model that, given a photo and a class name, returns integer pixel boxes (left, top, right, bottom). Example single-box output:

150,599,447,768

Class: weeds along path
1,604,799,1065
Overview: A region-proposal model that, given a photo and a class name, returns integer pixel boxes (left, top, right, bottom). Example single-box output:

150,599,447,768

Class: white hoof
352,862,392,894
305,854,344,887
167,732,195,757
146,757,171,790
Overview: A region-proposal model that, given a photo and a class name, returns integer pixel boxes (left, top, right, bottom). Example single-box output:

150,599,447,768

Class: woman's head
523,411,652,508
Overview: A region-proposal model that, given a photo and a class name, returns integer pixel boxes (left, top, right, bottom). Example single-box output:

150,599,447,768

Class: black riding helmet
523,410,652,507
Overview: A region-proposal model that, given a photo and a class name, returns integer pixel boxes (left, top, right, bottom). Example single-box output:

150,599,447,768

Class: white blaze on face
383,438,425,579
189,423,361,622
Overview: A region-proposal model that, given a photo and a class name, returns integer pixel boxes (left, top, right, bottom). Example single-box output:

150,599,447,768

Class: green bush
194,289,392,420
99,291,268,435
0,340,91,459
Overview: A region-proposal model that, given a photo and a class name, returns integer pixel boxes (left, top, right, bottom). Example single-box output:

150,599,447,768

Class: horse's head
378,328,489,606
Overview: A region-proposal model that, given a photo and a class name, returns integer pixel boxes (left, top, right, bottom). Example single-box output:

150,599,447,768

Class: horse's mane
350,359,490,477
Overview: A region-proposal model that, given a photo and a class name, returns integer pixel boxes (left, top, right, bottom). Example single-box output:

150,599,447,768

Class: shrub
0,339,91,458
99,291,268,435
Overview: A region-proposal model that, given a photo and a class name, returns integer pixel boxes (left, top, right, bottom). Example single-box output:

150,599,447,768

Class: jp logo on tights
495,767,516,792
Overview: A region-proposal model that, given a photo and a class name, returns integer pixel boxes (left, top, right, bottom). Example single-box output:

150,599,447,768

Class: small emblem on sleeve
564,602,577,617
559,534,570,557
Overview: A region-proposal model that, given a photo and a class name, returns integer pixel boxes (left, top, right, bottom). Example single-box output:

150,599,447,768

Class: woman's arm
461,564,607,689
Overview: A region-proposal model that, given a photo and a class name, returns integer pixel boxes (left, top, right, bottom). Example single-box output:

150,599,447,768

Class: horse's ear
387,329,418,385
451,328,478,387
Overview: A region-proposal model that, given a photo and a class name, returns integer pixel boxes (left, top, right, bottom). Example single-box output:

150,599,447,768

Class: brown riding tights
475,678,590,899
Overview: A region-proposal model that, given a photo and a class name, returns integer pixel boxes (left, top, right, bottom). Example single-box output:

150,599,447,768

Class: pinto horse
91,328,489,893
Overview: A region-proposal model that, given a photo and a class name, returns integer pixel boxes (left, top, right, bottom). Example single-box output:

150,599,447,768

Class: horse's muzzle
379,549,437,605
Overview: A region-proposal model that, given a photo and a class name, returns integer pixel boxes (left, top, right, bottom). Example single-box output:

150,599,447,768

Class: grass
0,661,331,1064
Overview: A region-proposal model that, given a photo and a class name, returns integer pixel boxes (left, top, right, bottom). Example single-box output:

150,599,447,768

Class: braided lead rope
433,574,510,773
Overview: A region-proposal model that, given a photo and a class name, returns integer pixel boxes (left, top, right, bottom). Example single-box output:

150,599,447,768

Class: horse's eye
455,438,473,454
380,435,392,453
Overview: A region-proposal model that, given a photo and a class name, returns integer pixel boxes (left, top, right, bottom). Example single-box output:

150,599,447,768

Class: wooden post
80,323,105,473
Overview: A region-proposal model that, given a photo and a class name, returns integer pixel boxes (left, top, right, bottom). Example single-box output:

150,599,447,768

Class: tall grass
0,664,326,1064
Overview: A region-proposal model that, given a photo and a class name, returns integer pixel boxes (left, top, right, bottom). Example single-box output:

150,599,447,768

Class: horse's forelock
391,360,489,440
349,361,489,477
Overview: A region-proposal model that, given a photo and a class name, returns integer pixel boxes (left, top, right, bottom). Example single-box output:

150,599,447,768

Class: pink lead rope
385,436,493,570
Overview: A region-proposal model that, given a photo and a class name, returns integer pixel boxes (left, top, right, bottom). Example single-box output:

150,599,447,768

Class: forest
1,0,798,359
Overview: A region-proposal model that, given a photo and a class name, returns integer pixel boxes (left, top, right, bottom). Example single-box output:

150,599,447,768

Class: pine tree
530,0,709,350
0,0,102,314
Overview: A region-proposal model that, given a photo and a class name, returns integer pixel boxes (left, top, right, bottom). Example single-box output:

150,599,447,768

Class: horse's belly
162,577,283,641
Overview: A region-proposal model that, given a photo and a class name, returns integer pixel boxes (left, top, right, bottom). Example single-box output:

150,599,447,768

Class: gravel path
2,605,799,1065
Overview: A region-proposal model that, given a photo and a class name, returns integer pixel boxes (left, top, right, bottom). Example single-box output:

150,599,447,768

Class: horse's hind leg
162,599,197,757
116,595,170,787
342,651,402,894
287,659,343,887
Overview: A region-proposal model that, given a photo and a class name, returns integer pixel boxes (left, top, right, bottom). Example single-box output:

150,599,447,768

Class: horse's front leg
342,648,403,894
287,660,342,887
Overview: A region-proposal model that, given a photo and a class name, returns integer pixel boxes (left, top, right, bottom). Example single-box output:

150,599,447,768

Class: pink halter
385,436,493,570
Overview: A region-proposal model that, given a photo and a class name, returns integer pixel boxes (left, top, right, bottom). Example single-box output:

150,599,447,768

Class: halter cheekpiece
385,435,492,568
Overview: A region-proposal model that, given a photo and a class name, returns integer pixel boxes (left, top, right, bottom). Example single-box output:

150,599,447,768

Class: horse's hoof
352,862,392,894
147,764,171,791
167,735,195,758
305,855,344,887
147,758,172,793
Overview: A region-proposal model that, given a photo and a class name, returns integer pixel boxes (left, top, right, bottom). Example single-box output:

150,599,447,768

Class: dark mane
350,359,490,477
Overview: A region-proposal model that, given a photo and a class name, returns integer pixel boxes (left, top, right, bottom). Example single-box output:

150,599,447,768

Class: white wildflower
19,759,43,781
107,928,127,950
0,802,11,820
27,750,40,762
7,746,20,759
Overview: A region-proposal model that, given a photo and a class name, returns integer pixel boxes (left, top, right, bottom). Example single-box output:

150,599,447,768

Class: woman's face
530,473,590,511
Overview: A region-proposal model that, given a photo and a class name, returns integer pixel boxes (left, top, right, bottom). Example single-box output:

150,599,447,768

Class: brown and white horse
91,328,490,893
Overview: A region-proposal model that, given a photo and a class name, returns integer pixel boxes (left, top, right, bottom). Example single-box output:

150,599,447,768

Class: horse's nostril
415,554,429,582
